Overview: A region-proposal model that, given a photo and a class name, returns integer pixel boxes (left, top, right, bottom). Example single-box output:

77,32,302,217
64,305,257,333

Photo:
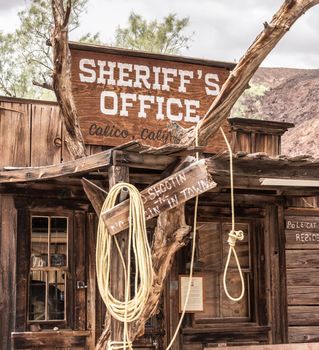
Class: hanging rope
220,127,245,302
165,125,200,350
96,183,153,350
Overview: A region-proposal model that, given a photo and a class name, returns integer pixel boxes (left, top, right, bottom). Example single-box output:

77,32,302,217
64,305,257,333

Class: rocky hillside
232,67,319,157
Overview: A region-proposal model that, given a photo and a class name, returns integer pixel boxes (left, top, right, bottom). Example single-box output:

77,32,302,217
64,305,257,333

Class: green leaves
0,0,95,99
114,12,193,54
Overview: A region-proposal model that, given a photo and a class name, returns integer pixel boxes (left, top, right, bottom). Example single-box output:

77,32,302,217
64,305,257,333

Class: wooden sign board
179,275,204,313
102,159,216,235
285,216,319,248
70,43,233,152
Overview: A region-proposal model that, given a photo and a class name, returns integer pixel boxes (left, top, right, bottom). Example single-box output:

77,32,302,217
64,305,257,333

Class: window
28,216,68,322
194,221,252,322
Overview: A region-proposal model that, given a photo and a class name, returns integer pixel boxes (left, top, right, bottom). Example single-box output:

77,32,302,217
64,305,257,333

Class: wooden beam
11,330,90,348
206,157,319,189
102,159,216,236
112,150,175,170
81,178,107,215
0,150,112,183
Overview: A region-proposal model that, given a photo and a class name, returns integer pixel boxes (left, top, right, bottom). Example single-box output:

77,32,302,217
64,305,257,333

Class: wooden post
108,165,129,346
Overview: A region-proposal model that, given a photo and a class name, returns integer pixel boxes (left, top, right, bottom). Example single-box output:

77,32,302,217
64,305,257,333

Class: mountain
232,67,319,157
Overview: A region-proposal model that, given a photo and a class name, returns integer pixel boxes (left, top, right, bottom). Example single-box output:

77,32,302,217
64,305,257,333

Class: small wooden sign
102,159,216,235
285,216,319,248
286,216,319,232
179,275,204,313
70,43,233,152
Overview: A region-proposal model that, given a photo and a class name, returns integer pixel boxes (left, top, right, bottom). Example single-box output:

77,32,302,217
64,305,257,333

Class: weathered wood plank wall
31,103,62,166
0,196,17,350
0,101,31,167
0,98,61,167
285,203,319,344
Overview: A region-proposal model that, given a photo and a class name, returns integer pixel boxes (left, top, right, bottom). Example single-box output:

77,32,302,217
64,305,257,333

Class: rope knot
227,230,244,247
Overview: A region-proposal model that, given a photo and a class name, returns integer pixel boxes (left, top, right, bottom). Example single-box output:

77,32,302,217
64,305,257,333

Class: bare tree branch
32,79,54,91
177,0,319,146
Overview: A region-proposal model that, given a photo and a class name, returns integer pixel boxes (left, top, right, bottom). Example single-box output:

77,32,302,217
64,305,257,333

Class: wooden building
1,46,319,350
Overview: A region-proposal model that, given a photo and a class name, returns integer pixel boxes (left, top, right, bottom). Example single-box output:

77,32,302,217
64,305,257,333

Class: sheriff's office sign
70,43,234,151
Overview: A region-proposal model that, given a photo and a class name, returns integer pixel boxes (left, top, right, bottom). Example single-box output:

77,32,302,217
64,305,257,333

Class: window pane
50,217,67,267
221,272,249,318
29,271,46,320
194,271,220,320
197,223,221,271
31,217,49,267
48,270,65,320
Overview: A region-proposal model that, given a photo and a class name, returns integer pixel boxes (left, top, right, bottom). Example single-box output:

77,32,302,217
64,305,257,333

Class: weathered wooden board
0,101,31,167
288,306,319,326
31,104,62,166
286,268,319,286
0,149,112,183
11,330,89,348
285,216,319,249
286,250,319,268
288,326,319,343
102,159,216,235
286,230,319,249
70,45,232,152
74,211,87,330
209,343,319,350
285,216,319,232
0,196,17,349
287,285,319,305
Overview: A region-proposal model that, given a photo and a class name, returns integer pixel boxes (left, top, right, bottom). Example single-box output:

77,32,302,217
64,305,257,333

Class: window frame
190,218,263,327
27,211,74,329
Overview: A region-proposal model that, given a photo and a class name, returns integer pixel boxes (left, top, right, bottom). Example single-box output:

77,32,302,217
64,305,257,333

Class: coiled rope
220,127,245,302
95,126,245,350
96,183,153,349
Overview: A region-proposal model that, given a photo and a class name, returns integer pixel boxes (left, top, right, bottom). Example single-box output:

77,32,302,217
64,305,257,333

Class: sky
0,0,318,69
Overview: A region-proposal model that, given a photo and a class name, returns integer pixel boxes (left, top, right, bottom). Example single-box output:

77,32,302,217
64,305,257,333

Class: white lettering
79,59,96,83
97,60,116,85
167,98,183,121
138,95,155,118
134,64,151,89
100,91,118,115
120,93,136,117
162,68,177,91
152,66,161,90
118,63,133,87
178,70,193,93
184,99,200,123
155,96,165,120
205,73,220,96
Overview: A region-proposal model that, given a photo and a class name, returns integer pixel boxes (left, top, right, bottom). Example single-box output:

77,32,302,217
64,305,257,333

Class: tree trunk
51,0,87,159
130,204,191,339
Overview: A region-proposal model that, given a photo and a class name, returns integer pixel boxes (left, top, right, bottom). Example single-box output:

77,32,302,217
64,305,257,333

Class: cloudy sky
0,0,318,68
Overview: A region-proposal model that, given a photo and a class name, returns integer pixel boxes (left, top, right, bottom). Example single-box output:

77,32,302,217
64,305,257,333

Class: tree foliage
0,0,98,99
0,1,191,99
115,12,192,54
